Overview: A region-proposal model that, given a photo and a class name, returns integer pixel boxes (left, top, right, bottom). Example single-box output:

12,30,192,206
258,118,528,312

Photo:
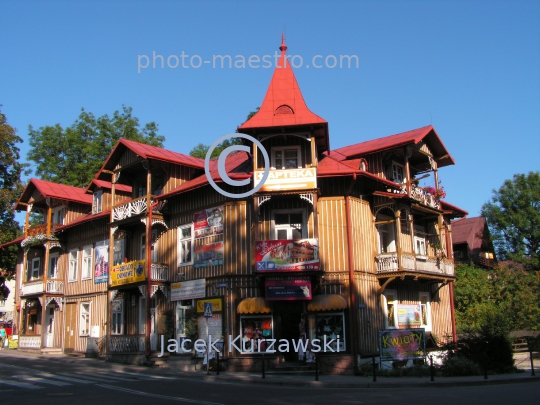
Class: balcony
400,184,441,210
46,280,63,294
151,263,169,281
112,196,148,222
26,223,62,237
375,252,454,278
21,281,44,296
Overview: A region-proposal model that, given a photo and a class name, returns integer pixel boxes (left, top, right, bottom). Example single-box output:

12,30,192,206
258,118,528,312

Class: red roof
238,35,329,152
86,179,132,194
0,235,24,249
440,200,468,218
331,125,455,167
16,179,92,210
451,216,485,247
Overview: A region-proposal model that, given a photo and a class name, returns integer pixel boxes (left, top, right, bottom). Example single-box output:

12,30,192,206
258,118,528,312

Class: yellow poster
110,259,146,286
196,298,222,313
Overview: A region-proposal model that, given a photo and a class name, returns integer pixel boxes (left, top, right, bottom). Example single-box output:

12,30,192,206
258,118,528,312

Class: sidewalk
2,349,539,389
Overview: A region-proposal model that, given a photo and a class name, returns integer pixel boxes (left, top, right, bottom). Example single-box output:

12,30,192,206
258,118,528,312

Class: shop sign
265,277,312,301
254,168,317,192
194,205,224,239
196,298,223,313
397,304,422,328
171,278,206,302
255,239,319,272
379,329,426,361
110,259,146,287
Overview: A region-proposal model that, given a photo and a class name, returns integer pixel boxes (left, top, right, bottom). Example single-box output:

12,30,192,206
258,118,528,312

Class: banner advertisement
196,298,223,313
254,169,317,192
397,304,422,328
94,242,109,284
171,278,206,302
194,241,224,268
265,277,312,300
110,259,146,287
379,329,426,361
255,239,319,272
194,206,224,239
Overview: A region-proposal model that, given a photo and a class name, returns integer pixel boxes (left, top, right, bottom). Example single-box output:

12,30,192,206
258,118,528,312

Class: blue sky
2,0,539,224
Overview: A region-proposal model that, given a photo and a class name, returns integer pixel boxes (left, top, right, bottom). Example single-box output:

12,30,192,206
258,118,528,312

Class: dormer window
93,190,103,214
391,162,405,184
52,206,66,225
272,146,301,169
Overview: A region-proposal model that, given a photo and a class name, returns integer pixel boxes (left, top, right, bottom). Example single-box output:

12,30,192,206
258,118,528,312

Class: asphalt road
1,352,538,405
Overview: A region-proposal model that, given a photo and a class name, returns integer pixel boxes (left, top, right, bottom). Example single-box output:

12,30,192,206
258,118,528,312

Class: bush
442,355,482,376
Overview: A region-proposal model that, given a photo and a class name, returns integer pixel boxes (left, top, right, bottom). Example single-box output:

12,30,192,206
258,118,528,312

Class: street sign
203,302,213,318
216,282,227,288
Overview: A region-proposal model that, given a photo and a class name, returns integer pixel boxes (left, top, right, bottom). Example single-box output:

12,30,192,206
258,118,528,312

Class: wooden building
3,37,467,372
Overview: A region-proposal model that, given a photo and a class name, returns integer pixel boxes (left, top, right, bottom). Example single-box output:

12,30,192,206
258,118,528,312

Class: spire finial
279,32,287,53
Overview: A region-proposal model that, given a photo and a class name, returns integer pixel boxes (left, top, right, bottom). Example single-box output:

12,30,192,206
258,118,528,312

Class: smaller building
451,217,496,268
0,279,16,323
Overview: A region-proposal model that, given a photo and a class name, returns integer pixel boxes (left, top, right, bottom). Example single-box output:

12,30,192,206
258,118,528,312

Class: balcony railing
26,223,62,237
151,263,169,281
46,280,63,293
375,252,454,277
400,184,441,209
21,281,44,296
108,335,145,353
112,196,148,222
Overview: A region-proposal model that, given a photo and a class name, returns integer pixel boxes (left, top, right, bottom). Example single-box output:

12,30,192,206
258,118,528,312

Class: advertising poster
195,297,224,358
110,259,146,287
94,242,109,284
194,241,224,268
171,278,206,302
194,206,224,239
265,277,312,300
379,329,426,361
255,239,319,272
397,304,422,328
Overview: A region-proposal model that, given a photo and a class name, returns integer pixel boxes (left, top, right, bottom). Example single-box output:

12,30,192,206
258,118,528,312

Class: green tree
481,172,540,269
0,108,27,294
27,106,165,188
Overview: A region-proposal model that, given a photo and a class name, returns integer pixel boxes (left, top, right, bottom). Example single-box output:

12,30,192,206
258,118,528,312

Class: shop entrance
274,300,304,361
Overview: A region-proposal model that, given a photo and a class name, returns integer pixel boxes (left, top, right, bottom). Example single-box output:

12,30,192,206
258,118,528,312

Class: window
52,206,66,225
240,315,273,353
111,299,124,335
272,146,301,169
48,253,59,279
82,245,93,280
272,209,306,240
414,226,426,256
139,297,146,334
377,221,396,253
391,162,405,183
80,302,91,336
0,300,6,307
141,231,159,263
419,292,431,331
92,190,103,214
310,313,346,352
68,249,78,282
178,224,194,266
113,239,125,266
31,257,41,280
383,290,397,329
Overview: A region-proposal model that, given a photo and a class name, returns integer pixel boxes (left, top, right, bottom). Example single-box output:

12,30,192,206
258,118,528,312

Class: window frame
271,208,307,240
414,225,427,256
82,245,93,280
68,249,78,282
48,252,59,279
52,205,66,225
377,218,396,254
419,292,432,331
271,146,302,170
113,239,125,266
111,299,124,335
390,162,405,184
383,289,398,329
31,257,41,280
79,302,91,336
239,315,274,354
178,223,194,266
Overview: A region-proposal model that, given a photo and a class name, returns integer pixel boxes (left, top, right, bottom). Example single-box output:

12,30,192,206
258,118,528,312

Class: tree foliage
481,172,540,269
0,108,27,288
27,106,165,188
454,262,540,333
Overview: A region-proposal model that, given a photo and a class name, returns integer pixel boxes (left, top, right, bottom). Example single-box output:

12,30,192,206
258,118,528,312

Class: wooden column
395,209,402,270
404,147,411,197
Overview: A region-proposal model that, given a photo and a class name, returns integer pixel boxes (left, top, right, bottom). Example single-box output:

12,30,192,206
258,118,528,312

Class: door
44,306,55,347
64,303,76,352
274,301,304,361
150,308,157,351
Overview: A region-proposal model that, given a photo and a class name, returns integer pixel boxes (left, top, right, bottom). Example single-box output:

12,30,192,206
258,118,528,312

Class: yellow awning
308,294,348,311
237,297,271,314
